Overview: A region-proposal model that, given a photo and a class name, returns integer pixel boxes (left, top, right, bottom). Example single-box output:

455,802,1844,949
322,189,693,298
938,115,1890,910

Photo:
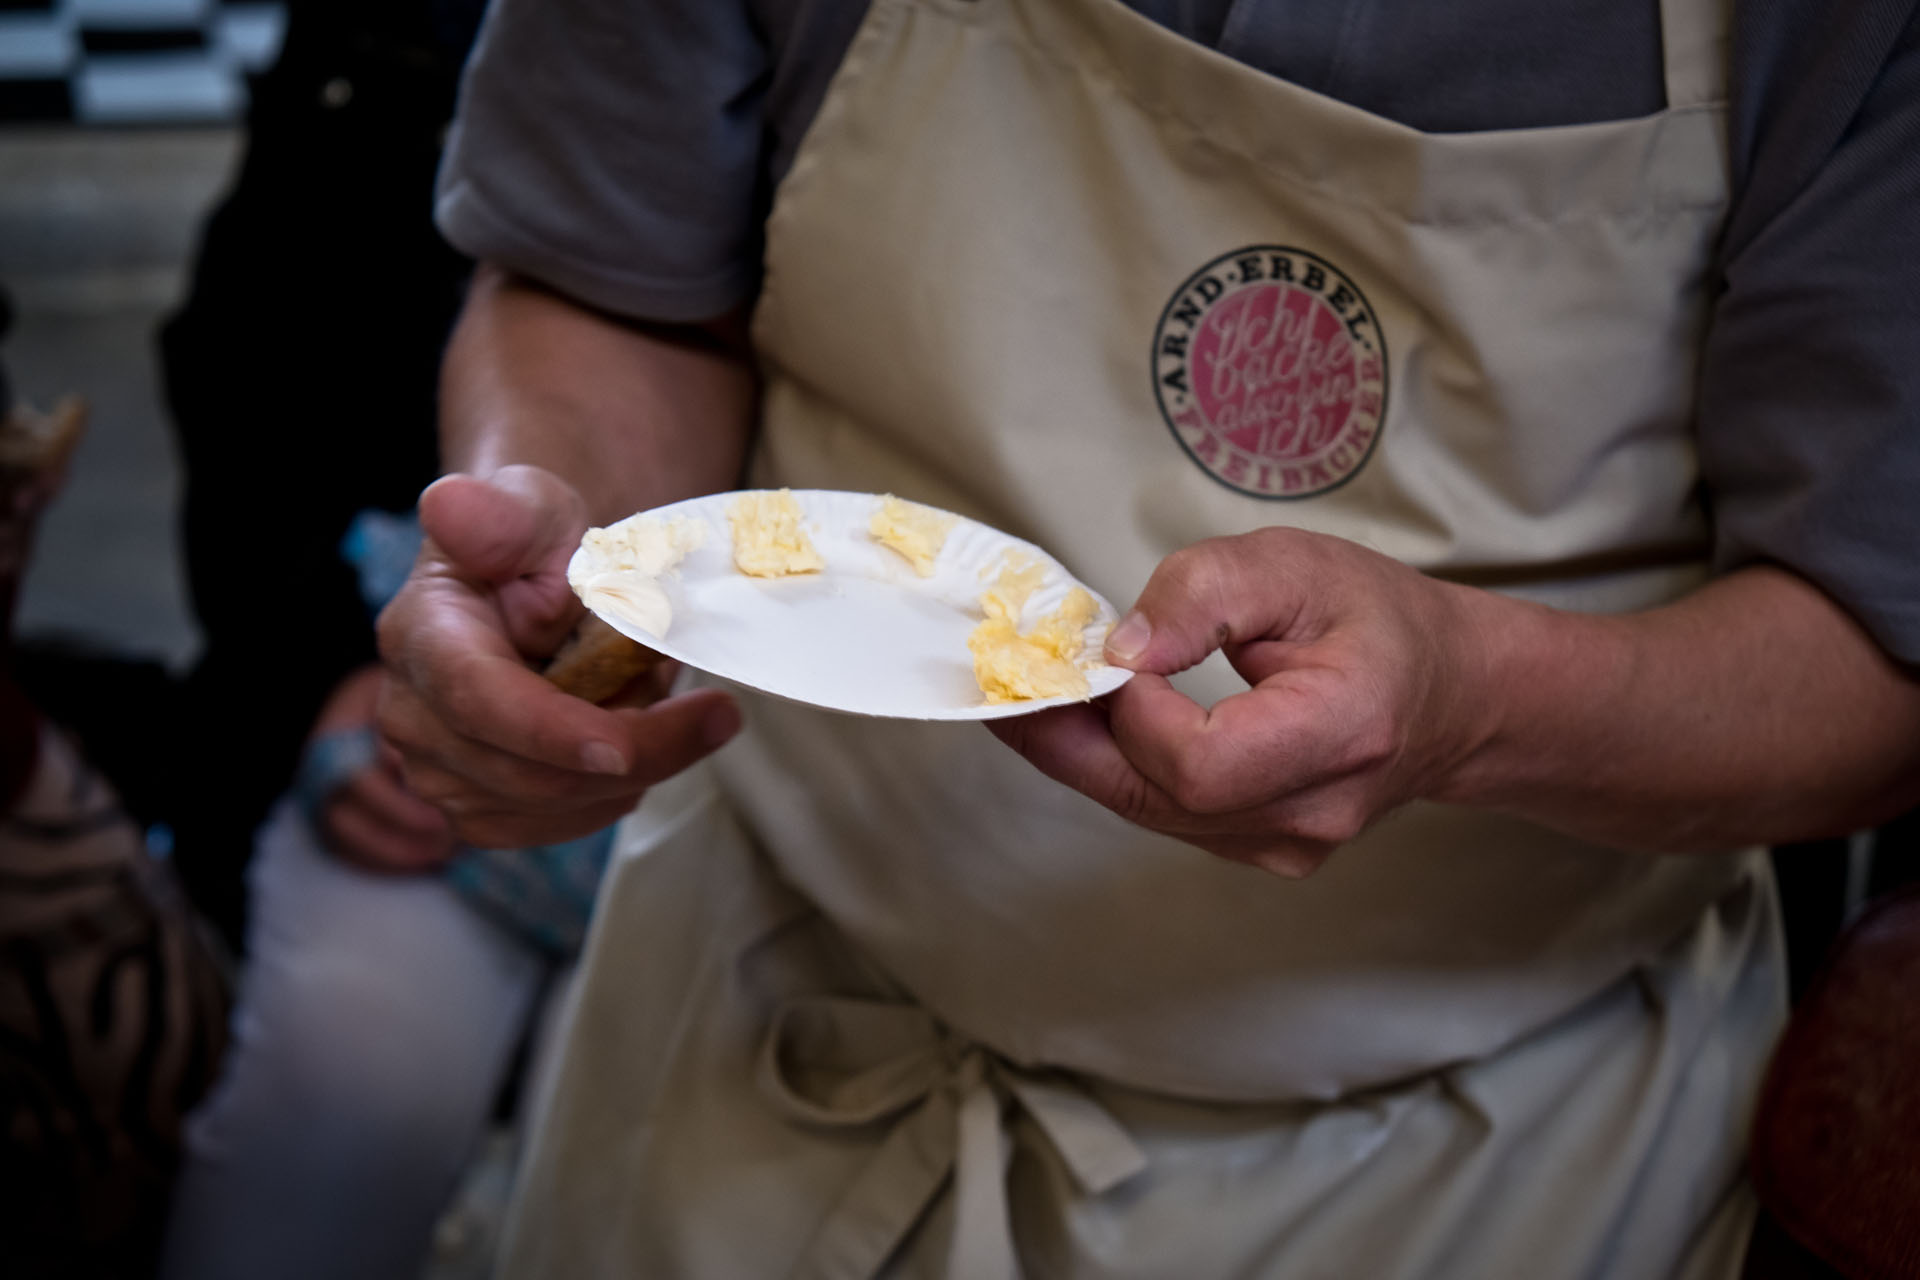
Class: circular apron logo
1152,246,1387,499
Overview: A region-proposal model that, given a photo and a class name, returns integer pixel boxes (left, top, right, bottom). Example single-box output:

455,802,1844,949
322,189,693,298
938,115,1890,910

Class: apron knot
757,995,1147,1280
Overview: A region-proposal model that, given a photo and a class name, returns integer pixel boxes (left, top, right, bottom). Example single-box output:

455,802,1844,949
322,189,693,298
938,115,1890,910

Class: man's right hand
375,464,740,849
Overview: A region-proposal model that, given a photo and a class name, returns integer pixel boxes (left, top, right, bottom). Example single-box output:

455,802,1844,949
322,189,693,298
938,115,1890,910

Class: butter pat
728,489,825,577
577,515,704,578
1026,587,1100,660
968,554,1101,703
569,515,704,638
869,494,955,576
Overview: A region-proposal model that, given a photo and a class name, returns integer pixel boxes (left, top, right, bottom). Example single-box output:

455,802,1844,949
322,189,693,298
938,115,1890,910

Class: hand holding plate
989,527,1491,876
375,466,740,849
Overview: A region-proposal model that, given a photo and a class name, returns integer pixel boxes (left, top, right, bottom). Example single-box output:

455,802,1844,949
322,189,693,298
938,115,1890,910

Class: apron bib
727,0,1754,1101
500,0,1784,1275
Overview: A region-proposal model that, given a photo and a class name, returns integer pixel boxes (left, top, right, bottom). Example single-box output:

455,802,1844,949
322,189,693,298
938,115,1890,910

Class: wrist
1423,582,1630,815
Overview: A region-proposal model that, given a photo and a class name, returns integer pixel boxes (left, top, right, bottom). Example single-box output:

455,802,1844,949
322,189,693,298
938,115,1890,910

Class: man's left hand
989,528,1492,877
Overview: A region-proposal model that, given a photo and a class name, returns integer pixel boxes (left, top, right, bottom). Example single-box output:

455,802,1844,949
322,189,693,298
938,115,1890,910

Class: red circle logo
1152,246,1387,499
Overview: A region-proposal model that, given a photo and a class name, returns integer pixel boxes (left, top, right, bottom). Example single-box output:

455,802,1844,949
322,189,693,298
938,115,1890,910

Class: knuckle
1264,523,1323,558
429,787,475,818
1247,525,1306,569
372,593,418,664
1249,845,1325,879
1345,717,1400,773
1167,758,1235,815
1163,734,1246,815
1293,797,1369,847
1160,542,1211,581
438,665,493,735
1167,541,1234,603
372,700,419,752
400,766,464,813
1108,770,1163,830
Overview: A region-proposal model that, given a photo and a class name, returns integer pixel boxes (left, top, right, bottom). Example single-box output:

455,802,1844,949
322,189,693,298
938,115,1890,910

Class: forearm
1440,564,1920,851
440,263,755,520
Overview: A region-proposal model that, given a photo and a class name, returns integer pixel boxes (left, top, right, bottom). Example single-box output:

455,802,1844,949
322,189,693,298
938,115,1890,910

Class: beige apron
499,0,1784,1275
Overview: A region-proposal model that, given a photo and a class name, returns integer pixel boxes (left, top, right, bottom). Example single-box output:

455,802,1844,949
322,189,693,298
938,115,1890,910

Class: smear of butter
569,515,704,638
728,489,825,577
979,550,1045,617
968,553,1102,703
869,494,956,577
574,570,674,638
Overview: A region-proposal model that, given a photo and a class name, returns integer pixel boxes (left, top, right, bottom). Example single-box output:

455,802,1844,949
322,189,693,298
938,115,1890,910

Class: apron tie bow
757,995,1147,1280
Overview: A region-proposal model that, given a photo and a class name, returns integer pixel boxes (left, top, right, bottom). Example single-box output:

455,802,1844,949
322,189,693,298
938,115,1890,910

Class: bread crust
541,614,663,704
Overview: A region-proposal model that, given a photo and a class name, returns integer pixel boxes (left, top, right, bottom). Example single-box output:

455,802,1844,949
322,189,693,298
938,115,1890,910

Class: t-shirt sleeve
1699,1,1920,664
435,0,769,322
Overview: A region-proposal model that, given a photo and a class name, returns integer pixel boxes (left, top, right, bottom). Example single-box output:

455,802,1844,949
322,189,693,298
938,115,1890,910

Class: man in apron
377,0,1920,1275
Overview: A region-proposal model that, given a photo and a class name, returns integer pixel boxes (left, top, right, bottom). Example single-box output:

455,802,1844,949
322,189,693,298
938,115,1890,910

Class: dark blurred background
1,4,1913,1277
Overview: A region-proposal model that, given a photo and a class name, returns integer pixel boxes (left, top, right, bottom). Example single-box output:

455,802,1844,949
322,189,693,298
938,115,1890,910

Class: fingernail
582,741,627,775
703,702,742,750
1106,611,1151,664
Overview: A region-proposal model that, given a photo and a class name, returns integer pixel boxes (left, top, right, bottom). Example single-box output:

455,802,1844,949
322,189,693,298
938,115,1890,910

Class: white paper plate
566,490,1133,720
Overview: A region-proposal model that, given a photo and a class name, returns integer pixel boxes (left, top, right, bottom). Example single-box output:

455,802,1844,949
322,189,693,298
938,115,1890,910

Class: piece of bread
541,614,663,704
0,397,87,582
0,395,86,476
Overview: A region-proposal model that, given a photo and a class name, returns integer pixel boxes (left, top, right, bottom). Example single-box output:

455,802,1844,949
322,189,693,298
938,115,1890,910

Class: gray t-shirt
437,0,1920,663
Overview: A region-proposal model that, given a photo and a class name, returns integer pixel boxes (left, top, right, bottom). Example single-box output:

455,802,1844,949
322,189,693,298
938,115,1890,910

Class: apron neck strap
1660,0,1732,108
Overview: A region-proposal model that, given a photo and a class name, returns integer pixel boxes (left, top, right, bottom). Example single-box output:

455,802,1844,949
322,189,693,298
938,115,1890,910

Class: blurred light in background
1,0,286,126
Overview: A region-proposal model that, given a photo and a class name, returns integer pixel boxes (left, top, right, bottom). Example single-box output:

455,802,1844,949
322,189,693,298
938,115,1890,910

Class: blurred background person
11,1,619,1273
0,287,230,1280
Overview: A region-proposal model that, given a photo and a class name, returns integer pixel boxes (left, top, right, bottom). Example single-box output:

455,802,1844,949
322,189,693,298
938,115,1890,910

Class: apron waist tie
757,995,1148,1280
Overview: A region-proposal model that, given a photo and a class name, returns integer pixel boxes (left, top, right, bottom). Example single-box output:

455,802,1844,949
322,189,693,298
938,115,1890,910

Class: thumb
418,466,587,585
1103,532,1310,676
417,465,592,659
